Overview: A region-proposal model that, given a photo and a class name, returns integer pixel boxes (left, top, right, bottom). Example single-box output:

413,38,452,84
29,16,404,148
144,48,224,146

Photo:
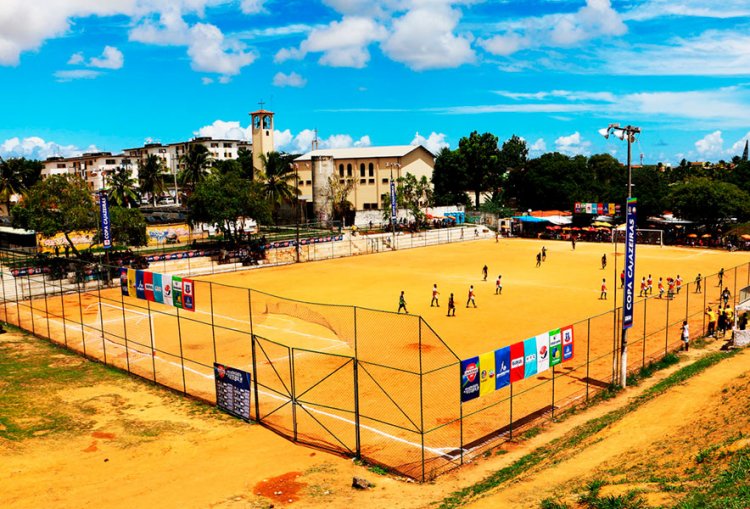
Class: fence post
353,308,361,458
120,284,131,373
551,364,556,421
665,297,670,356
419,317,425,482
248,289,260,422
642,298,647,368
702,278,707,336
26,271,35,337
509,382,514,440
77,273,86,357
290,347,298,441
12,264,20,328
586,318,591,403
146,299,157,382
0,255,8,324
209,282,217,363
176,307,187,394
96,269,107,365
41,270,51,340
60,272,68,347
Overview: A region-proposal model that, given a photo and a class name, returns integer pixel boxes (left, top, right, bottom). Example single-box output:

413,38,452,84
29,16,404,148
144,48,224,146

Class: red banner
144,271,154,302
510,341,525,383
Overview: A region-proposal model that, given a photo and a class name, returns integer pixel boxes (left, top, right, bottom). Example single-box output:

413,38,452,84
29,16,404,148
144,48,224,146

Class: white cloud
276,16,386,68
239,0,266,14
624,0,750,21
381,4,475,70
129,5,191,46
411,131,449,154
67,52,84,65
0,136,97,159
555,132,591,155
194,120,251,141
275,128,372,153
480,0,626,56
272,71,307,87
529,138,547,153
187,22,256,76
694,130,724,156
54,69,102,81
201,76,213,84
88,45,124,69
729,132,750,155
274,129,294,148
353,135,371,147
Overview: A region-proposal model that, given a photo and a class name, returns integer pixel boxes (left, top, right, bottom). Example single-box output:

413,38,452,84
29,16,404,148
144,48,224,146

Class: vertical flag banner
153,273,164,304
623,197,638,330
120,268,129,296
585,203,592,214
144,271,154,302
510,342,525,383
536,332,550,374
99,192,112,250
495,346,511,390
182,278,195,312
135,270,146,300
524,338,538,378
163,276,174,307
562,325,575,361
172,276,183,309
127,268,136,297
549,328,562,367
460,357,480,402
390,179,397,223
479,351,496,397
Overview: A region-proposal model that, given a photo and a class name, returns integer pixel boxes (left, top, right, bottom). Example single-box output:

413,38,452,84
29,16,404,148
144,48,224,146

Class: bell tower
250,104,275,177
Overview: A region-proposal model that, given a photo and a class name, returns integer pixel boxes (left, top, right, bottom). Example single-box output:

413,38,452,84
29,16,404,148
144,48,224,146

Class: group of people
705,304,735,339
398,265,504,317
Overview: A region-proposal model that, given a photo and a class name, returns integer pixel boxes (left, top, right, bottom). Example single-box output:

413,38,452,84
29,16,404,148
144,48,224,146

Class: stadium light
600,123,642,389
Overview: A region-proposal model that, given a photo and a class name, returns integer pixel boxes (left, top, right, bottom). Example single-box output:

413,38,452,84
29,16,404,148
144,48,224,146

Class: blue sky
1,0,750,165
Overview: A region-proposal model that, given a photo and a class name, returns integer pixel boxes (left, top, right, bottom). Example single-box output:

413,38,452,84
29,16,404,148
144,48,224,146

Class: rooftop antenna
312,128,319,151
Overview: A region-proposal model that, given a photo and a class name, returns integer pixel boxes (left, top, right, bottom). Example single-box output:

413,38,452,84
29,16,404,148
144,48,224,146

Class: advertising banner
494,346,511,390
120,268,129,296
162,276,174,307
182,278,195,312
214,363,251,421
562,325,575,361
509,342,525,383
152,273,164,304
135,270,145,300
585,203,592,214
127,269,136,297
460,357,480,402
144,271,154,302
478,351,496,397
524,338,538,378
549,328,562,367
390,179,397,222
99,192,112,250
536,332,550,374
622,197,638,330
172,276,183,309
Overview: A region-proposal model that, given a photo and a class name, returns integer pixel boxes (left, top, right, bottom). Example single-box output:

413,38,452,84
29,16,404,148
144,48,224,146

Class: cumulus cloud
0,136,97,159
694,130,724,156
239,0,267,14
411,131,449,154
274,129,372,153
88,45,124,69
624,0,750,21
729,132,750,155
194,120,251,141
276,16,386,68
67,52,84,65
480,0,626,56
187,22,256,77
272,71,307,87
54,69,101,81
529,138,547,153
129,5,191,46
555,132,591,155
381,4,475,70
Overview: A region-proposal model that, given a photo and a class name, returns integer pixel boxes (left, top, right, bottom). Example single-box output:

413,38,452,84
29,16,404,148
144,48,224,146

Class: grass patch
675,447,750,508
436,349,736,509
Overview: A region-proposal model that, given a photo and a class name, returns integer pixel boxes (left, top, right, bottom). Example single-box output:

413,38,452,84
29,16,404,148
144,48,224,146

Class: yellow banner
479,351,496,397
127,269,137,297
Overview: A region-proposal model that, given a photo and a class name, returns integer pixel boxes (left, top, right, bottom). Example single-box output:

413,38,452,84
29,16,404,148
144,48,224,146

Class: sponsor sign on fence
120,268,195,311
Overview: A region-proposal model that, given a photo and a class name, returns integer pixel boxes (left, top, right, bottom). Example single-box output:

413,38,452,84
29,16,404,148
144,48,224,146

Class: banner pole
353,308,361,458
248,289,260,422
665,297,670,356
586,319,591,403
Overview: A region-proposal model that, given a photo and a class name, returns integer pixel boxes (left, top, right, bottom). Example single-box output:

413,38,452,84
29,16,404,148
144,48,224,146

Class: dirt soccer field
5,237,748,478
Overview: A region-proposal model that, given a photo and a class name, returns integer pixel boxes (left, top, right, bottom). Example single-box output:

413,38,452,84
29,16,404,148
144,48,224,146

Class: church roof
294,144,433,161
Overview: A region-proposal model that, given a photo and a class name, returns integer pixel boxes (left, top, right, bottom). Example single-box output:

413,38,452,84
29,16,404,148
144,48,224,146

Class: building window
382,178,389,184
347,164,352,177
360,179,366,185
223,143,232,148
158,148,167,153
210,143,219,148
369,179,375,185
339,164,344,177
57,163,66,169
359,163,365,177
306,180,311,185
122,159,131,165
105,159,116,165
369,163,374,177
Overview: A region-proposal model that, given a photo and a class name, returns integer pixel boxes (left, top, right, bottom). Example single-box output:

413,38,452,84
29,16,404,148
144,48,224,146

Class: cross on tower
258,100,265,110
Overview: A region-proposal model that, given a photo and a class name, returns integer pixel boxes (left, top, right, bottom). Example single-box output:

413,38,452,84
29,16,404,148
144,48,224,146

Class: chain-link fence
0,247,746,481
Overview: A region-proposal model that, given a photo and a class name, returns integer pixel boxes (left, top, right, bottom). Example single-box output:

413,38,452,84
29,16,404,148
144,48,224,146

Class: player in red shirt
647,274,653,295
639,276,647,297
675,274,683,294
658,277,665,298
466,285,477,308
431,284,440,307
600,279,607,300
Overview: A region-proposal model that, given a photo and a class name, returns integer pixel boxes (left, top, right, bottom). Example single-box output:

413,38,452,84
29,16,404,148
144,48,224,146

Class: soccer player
667,277,676,299
695,273,702,293
620,270,625,288
541,246,547,261
398,291,408,314
658,277,665,299
639,276,647,297
676,274,683,294
718,267,725,287
571,236,576,250
601,253,607,269
431,284,440,307
706,307,716,337
447,293,456,316
647,274,653,295
600,279,607,300
495,275,503,295
482,265,488,281
722,287,731,307
466,285,477,308
681,321,690,351
536,252,542,267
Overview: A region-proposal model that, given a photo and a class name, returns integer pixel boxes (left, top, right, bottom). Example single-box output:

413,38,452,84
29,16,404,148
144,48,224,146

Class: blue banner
214,363,251,420
622,197,638,329
153,273,164,304
460,357,480,402
494,346,510,390
135,270,146,300
99,192,112,249
390,179,397,223
524,338,538,378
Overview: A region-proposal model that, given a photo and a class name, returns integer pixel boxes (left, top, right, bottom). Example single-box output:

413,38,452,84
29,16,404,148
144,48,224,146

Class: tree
178,144,212,192
324,174,356,226
187,169,271,243
668,177,750,225
432,147,469,206
11,175,97,257
494,135,528,203
400,173,433,224
107,207,148,247
107,166,139,208
138,154,166,206
0,156,27,214
458,131,502,208
257,151,298,221
237,147,254,180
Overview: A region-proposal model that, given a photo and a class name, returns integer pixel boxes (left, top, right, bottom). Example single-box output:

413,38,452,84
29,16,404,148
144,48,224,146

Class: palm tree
107,166,139,208
258,151,298,214
0,156,26,215
138,154,166,206
178,144,212,194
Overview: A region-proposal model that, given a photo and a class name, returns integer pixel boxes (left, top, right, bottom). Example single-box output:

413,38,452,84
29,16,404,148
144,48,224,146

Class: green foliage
675,447,750,509
257,151,299,222
11,174,96,256
432,147,470,206
107,166,139,208
0,156,41,212
237,147,254,180
540,498,570,509
187,169,271,242
109,206,148,247
138,154,167,206
458,131,502,208
668,177,750,225
178,144,212,191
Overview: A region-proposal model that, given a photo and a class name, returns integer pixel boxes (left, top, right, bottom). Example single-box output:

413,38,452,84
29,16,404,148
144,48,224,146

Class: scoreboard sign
214,363,251,420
